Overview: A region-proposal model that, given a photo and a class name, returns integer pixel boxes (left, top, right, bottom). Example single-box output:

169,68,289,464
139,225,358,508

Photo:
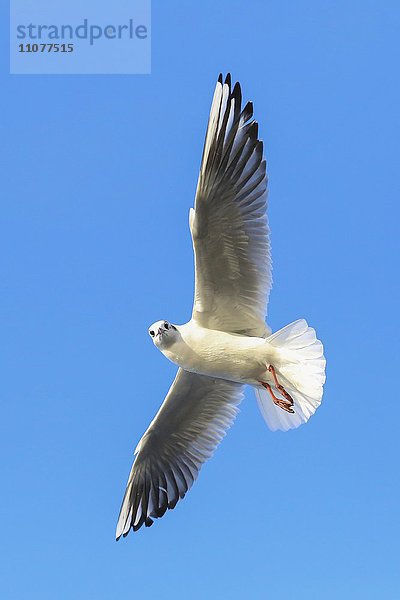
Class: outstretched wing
116,370,244,539
190,74,271,337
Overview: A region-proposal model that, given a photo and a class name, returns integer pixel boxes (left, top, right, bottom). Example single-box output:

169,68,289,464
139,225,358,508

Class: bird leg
260,381,294,413
259,381,294,413
258,365,295,413
267,365,295,406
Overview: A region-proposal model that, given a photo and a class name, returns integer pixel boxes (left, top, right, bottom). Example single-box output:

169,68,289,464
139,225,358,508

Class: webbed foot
259,380,295,413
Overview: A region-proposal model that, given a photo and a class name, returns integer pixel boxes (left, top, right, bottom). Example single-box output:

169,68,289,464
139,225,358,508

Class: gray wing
116,369,244,539
190,73,272,337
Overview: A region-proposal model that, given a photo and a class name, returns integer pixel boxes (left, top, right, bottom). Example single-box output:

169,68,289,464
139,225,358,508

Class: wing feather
191,74,271,336
116,370,244,539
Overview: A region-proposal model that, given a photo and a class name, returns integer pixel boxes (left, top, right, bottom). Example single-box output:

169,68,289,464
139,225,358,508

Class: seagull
116,74,326,539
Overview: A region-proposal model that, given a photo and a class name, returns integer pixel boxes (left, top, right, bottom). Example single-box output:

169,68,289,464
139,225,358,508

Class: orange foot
268,365,295,406
259,365,295,413
259,382,294,413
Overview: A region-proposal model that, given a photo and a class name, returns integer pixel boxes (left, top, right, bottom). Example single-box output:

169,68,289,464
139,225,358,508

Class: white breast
162,321,275,385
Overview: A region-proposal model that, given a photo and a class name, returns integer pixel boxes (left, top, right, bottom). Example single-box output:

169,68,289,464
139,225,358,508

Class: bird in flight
116,74,326,539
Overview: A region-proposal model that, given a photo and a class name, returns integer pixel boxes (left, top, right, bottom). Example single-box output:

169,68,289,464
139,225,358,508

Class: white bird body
116,74,326,539
162,320,279,386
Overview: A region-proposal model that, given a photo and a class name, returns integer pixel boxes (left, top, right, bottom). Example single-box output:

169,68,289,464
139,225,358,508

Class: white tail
255,319,326,432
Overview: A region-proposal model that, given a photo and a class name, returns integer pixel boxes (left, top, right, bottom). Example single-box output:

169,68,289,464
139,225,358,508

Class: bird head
148,320,179,349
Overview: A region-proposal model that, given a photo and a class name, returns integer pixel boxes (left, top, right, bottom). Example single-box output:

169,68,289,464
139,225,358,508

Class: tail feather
255,319,326,432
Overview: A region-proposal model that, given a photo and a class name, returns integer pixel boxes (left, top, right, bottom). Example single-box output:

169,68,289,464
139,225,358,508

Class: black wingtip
217,73,223,84
225,73,232,88
241,100,254,122
154,504,168,518
248,120,259,140
232,81,241,98
231,81,242,115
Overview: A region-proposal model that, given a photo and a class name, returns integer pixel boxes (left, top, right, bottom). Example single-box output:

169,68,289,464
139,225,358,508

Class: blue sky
1,1,400,598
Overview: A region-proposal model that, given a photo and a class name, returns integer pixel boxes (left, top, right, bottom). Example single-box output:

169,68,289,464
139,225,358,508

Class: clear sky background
1,1,400,598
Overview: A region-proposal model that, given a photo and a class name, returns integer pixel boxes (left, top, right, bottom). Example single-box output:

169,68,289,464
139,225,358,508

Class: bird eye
164,322,169,329
149,330,155,337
